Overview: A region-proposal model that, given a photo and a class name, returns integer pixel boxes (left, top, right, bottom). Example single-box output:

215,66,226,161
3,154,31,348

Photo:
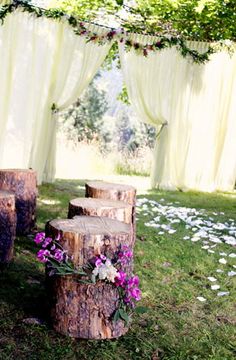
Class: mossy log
46,216,132,339
0,191,16,264
0,169,37,235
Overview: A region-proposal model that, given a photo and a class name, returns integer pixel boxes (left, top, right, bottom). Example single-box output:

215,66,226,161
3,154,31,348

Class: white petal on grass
202,245,210,249
168,229,176,234
219,252,227,256
211,284,220,290
219,258,227,264
216,269,224,273
208,250,215,254
183,236,190,240
228,271,236,277
229,253,236,258
207,277,217,282
197,296,207,302
217,291,229,297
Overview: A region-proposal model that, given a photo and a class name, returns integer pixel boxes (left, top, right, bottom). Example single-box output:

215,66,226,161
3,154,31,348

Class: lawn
0,179,235,360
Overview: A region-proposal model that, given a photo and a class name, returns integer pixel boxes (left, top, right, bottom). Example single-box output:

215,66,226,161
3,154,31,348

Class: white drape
0,10,112,183
119,36,236,192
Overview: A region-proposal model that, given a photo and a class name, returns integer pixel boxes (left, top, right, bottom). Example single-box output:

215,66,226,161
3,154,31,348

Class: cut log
0,191,16,264
46,216,131,267
46,216,132,339
85,181,136,206
0,169,37,235
68,197,133,225
85,181,136,245
47,277,128,339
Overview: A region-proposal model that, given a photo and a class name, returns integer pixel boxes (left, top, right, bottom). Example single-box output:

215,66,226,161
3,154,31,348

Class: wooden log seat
0,169,37,235
68,197,133,225
0,191,16,264
46,216,132,339
85,181,136,245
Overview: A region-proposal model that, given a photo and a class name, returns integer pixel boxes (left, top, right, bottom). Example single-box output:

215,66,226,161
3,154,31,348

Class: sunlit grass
0,178,235,359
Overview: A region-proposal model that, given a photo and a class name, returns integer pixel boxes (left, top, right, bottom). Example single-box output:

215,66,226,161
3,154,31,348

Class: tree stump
85,181,136,246
46,216,132,339
0,191,16,264
0,169,37,235
68,197,133,225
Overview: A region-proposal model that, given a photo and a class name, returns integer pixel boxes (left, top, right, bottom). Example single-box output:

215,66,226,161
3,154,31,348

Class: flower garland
0,0,235,64
34,232,142,323
0,1,235,64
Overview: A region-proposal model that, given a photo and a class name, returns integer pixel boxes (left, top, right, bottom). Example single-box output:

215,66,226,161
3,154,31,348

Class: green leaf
113,310,120,322
134,306,149,314
118,309,129,325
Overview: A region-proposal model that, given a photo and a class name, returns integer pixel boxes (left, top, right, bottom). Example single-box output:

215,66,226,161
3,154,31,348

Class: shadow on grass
0,257,48,320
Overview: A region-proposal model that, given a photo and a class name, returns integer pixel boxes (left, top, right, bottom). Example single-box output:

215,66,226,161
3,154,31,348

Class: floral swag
1,0,235,64
34,232,142,324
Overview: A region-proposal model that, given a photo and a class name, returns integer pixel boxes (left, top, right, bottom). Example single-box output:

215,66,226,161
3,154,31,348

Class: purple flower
128,287,141,301
95,258,102,267
55,233,61,241
37,249,50,263
34,232,45,244
115,271,127,287
53,249,64,262
128,275,139,287
100,254,106,261
42,237,52,248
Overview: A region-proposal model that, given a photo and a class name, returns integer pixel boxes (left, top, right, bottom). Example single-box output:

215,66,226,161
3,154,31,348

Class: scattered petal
211,284,220,290
207,277,217,282
197,296,207,302
217,291,230,297
228,271,236,277
219,258,227,264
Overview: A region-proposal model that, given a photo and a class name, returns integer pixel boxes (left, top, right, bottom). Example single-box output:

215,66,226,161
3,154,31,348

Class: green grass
0,179,235,360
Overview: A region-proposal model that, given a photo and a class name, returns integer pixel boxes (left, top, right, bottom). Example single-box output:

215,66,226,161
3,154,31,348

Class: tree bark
85,181,136,246
68,197,132,225
47,277,128,339
0,169,37,235
0,191,16,264
46,216,132,338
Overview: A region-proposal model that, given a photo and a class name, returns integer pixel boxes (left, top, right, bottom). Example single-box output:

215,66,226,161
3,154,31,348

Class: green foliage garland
0,0,235,64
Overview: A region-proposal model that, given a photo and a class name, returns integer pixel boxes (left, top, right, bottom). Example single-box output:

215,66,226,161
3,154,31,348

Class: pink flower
128,287,141,301
55,233,61,241
115,271,127,287
53,249,64,262
34,232,45,244
127,275,139,287
37,249,50,263
100,254,106,261
95,258,102,267
42,237,52,248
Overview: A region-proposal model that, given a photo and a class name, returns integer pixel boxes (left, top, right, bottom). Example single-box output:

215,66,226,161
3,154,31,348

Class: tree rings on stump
0,169,37,235
85,181,136,245
85,181,136,206
46,216,131,266
0,191,16,264
68,197,132,225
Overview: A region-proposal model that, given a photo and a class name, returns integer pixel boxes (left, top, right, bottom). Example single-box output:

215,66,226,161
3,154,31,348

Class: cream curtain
0,10,112,183
119,36,236,192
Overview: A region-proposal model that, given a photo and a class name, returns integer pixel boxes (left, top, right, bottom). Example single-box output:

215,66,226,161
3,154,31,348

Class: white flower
92,261,118,283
